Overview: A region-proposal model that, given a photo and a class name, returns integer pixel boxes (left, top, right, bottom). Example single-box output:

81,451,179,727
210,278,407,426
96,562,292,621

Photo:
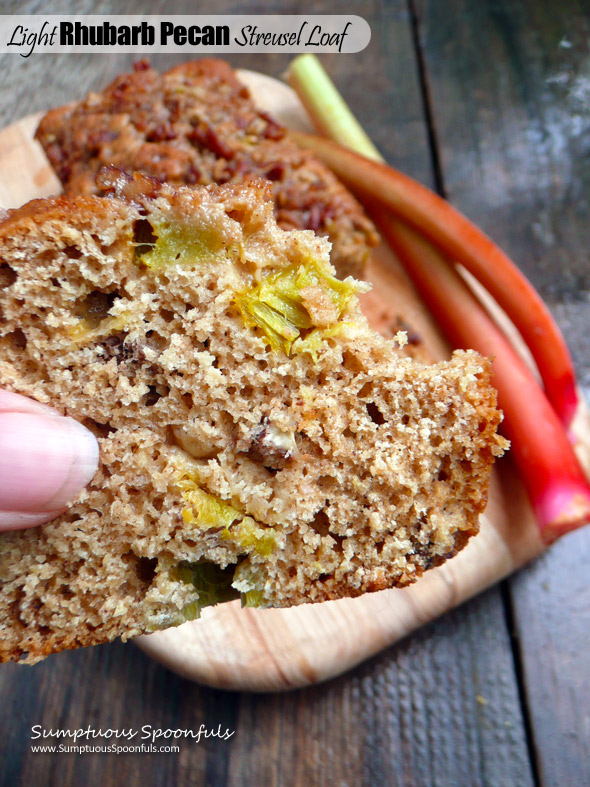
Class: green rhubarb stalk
287,54,382,160
284,62,579,430
287,54,590,541
290,127,579,428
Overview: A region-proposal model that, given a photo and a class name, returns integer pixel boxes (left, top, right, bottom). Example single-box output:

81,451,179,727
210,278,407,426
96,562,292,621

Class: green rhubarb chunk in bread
0,169,506,664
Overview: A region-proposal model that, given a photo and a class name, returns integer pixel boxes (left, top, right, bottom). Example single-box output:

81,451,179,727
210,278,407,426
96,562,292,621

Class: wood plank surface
0,23,553,697
0,0,586,784
0,589,535,787
115,69,546,691
415,0,590,783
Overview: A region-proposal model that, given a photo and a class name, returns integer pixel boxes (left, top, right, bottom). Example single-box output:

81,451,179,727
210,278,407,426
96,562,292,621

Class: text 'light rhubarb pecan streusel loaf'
0,171,506,663
35,58,378,278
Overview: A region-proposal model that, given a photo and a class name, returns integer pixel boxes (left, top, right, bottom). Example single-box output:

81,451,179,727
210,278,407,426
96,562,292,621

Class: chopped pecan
246,418,297,471
97,333,144,366
264,162,285,182
188,122,235,160
258,111,286,141
96,166,163,204
146,124,177,143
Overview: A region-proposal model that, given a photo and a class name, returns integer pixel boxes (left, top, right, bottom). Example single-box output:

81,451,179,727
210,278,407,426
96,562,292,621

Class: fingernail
0,412,99,512
0,508,67,531
0,389,58,416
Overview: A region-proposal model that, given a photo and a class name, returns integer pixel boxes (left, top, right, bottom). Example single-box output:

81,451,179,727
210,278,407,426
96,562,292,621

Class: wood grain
226,593,537,787
0,70,563,693
135,460,545,690
128,71,551,689
415,0,590,782
0,0,586,784
0,592,537,787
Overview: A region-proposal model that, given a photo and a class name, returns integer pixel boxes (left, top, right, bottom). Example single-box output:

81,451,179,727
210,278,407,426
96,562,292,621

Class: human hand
0,390,99,531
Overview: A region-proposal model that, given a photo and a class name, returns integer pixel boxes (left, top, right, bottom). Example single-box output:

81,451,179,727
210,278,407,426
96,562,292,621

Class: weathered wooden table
1,1,589,785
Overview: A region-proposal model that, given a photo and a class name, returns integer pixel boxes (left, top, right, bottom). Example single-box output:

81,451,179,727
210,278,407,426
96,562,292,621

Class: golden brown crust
0,176,505,663
35,58,378,278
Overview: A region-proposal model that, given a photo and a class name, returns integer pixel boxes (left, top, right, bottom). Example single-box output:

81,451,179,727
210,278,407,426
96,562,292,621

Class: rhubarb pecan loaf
0,171,506,663
35,58,377,278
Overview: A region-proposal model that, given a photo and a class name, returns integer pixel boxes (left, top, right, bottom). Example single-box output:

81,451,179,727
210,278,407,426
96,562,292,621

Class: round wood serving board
0,71,587,692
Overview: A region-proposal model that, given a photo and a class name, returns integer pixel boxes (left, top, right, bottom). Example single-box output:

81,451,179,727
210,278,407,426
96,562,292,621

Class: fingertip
0,389,58,416
46,417,100,508
0,508,67,531
0,412,99,515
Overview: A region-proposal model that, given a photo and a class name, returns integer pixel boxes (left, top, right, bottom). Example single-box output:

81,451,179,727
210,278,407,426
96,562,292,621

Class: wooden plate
0,71,586,692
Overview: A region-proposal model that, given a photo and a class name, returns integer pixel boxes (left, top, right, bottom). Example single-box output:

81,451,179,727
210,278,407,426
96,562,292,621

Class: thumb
0,391,99,531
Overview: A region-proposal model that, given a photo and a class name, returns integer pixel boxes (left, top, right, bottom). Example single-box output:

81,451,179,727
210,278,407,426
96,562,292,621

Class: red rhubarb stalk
289,128,579,427
287,54,590,540
377,216,590,542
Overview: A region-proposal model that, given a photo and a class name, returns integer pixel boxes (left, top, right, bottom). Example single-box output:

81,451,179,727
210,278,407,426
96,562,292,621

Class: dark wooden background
1,1,589,785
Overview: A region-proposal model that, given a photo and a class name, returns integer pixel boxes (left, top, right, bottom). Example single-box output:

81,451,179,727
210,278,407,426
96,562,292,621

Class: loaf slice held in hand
0,171,506,663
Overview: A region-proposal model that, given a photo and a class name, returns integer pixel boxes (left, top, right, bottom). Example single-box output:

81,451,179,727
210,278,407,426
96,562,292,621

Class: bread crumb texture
35,58,378,278
0,173,506,663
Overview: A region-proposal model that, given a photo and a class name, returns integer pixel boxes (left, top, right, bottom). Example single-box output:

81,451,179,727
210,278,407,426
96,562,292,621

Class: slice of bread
0,171,506,663
35,58,378,278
